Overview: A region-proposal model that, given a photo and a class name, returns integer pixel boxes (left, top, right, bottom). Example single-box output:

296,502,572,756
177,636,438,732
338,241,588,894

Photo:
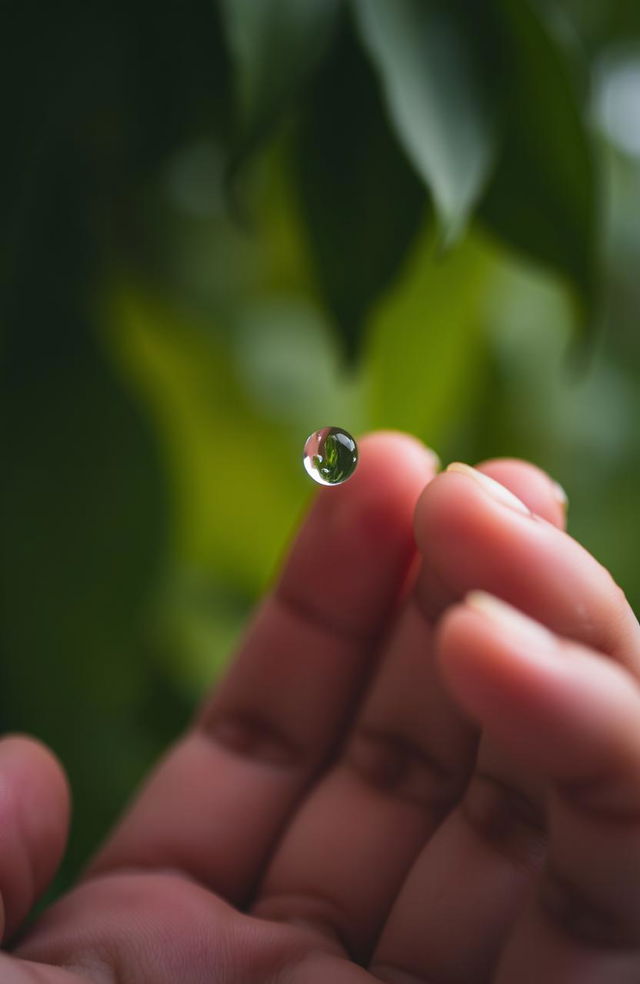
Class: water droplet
303,427,358,486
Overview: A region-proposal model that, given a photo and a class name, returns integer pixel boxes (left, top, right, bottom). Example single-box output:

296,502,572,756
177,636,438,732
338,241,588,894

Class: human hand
2,432,639,983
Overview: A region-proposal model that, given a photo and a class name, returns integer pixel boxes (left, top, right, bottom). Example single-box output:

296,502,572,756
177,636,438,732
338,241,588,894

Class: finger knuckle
461,774,547,869
344,727,461,815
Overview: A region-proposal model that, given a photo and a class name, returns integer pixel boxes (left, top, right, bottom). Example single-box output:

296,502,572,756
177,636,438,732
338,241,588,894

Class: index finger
89,432,436,903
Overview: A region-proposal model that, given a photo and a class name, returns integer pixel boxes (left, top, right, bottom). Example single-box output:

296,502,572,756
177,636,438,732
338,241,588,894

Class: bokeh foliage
2,0,640,884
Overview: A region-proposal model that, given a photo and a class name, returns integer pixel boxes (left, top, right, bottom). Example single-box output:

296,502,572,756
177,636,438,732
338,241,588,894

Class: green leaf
220,0,340,160
352,0,498,241
479,0,597,317
364,226,498,443
112,284,308,595
295,20,426,360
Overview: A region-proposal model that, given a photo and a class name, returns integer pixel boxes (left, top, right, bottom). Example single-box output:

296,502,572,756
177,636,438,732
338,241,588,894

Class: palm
4,435,639,983
9,870,372,983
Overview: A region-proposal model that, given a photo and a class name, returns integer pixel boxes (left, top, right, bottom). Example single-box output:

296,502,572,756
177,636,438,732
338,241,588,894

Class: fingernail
466,591,557,652
446,462,530,516
425,447,442,472
551,480,569,516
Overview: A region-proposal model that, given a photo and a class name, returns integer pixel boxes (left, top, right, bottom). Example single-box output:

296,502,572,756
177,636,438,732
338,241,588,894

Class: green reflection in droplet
303,427,359,486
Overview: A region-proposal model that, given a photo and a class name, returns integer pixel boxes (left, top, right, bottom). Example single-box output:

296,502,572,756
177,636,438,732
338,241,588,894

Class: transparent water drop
303,427,358,486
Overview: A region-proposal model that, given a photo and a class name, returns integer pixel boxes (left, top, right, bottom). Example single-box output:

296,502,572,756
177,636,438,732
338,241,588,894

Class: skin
1,430,640,982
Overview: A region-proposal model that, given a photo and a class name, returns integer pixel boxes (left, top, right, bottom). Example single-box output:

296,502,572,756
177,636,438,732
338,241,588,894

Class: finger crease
276,587,375,646
345,729,461,813
252,891,350,957
557,773,640,826
199,712,303,769
462,774,547,869
541,862,640,950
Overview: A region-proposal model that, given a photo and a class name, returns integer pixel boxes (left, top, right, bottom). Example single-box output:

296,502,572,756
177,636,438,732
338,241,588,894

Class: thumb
0,736,70,941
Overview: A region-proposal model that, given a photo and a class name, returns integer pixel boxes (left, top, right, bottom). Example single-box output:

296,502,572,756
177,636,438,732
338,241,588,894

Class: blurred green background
2,0,640,887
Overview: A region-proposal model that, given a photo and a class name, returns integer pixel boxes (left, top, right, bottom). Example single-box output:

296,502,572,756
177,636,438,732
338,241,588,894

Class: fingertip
3,734,71,879
438,593,564,705
354,431,440,485
415,457,567,547
0,735,70,939
411,459,628,659
312,430,439,555
437,595,640,791
436,593,580,756
477,458,568,529
1,734,71,797
8,735,72,851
